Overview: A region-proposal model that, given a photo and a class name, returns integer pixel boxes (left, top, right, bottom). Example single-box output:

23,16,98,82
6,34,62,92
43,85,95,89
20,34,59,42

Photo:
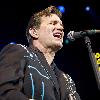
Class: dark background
0,0,100,99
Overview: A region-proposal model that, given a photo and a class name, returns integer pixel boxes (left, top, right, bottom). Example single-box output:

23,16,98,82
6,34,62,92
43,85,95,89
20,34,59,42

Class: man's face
36,14,64,51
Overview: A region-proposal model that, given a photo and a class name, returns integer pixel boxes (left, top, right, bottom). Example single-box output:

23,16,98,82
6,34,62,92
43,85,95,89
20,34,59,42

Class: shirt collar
29,44,56,70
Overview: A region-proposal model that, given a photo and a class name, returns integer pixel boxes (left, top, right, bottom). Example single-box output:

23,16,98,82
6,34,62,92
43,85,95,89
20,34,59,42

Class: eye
49,22,53,24
53,21,58,25
49,21,64,28
49,21,57,25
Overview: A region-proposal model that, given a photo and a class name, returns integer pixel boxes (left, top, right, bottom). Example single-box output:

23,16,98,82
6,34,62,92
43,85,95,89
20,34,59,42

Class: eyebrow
50,20,64,27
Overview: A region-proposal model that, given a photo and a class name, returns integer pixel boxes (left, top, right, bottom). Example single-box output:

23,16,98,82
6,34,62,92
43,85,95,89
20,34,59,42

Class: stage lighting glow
10,42,16,44
65,39,69,44
58,6,65,13
85,6,90,11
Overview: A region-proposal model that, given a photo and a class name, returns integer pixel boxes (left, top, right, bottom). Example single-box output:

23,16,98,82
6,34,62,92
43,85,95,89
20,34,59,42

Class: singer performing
0,5,81,100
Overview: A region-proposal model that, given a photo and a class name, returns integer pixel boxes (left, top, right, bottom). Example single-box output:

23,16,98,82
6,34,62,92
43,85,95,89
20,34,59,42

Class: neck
32,41,55,65
43,50,55,65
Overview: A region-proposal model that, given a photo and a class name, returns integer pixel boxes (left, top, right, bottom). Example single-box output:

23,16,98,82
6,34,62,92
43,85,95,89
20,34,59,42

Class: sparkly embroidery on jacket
29,73,35,99
62,73,77,100
28,65,49,79
41,81,44,100
17,44,29,52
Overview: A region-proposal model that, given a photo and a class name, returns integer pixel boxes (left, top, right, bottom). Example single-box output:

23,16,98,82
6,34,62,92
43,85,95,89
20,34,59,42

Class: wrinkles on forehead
40,14,63,26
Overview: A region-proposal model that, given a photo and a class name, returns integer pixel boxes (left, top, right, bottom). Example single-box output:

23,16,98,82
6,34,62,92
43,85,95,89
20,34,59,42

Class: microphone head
67,31,86,41
67,31,75,41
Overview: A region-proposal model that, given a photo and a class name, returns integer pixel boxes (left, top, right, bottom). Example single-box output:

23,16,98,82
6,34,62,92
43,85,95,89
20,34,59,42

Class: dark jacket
0,44,81,100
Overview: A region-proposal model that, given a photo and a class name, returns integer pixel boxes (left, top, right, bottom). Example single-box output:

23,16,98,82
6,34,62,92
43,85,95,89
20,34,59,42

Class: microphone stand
84,36,100,90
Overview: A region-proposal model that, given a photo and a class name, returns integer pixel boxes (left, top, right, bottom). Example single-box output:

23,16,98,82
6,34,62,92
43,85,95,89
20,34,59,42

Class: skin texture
29,14,64,65
29,14,64,52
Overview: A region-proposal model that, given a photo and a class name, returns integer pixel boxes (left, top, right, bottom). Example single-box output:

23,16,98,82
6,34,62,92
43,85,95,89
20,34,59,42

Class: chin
52,43,63,52
56,42,63,48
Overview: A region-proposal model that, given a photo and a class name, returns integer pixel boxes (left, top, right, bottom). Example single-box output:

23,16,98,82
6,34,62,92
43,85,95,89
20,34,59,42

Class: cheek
42,26,51,34
47,25,54,33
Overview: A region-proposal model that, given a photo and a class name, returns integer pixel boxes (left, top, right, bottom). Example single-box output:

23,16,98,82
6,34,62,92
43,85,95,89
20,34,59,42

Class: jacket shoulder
0,44,28,53
0,44,28,64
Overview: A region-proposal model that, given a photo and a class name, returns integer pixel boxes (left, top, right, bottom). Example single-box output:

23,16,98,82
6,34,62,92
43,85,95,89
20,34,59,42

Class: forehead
41,14,63,24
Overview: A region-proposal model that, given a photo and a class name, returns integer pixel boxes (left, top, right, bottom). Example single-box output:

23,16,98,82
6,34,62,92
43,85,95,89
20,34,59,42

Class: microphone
67,29,100,41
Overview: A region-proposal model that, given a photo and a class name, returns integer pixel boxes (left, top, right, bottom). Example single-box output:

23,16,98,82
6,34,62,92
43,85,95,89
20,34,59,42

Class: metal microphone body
67,29,100,41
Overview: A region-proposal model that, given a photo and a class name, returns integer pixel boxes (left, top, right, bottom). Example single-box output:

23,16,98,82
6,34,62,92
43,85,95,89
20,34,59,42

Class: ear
29,28,39,39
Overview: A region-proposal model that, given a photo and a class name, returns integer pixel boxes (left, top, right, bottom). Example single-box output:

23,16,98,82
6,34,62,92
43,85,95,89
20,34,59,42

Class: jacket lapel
28,45,60,100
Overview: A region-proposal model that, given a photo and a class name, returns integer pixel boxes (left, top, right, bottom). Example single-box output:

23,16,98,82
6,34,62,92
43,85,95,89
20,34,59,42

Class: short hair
26,5,62,44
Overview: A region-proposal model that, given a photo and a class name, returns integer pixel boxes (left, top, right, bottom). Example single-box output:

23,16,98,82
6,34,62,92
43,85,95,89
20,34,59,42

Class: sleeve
0,44,29,100
62,73,81,100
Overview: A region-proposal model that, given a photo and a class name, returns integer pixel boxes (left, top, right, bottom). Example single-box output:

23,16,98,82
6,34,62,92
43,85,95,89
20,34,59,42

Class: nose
56,23,64,32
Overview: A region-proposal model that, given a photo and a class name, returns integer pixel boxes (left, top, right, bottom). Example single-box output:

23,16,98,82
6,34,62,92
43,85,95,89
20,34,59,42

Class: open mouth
53,32,62,39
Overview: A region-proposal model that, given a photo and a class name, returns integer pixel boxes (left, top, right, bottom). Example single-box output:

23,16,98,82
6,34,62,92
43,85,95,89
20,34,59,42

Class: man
0,6,81,100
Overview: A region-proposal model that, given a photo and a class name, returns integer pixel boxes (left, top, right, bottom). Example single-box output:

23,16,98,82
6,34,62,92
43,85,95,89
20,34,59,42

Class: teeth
53,33,62,39
54,34,61,38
